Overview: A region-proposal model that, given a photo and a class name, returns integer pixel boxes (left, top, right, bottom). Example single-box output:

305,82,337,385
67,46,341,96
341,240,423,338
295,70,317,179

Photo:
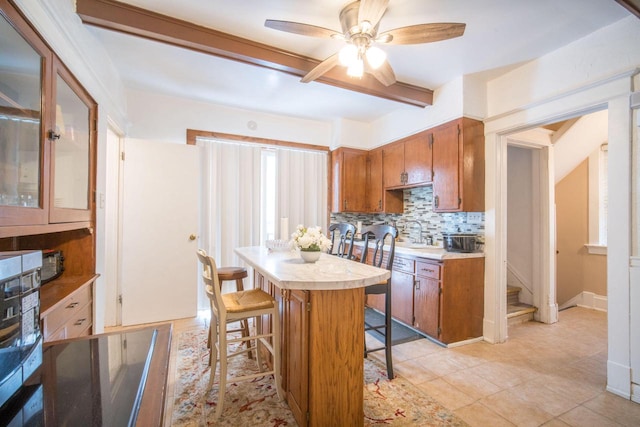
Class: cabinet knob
189,234,197,241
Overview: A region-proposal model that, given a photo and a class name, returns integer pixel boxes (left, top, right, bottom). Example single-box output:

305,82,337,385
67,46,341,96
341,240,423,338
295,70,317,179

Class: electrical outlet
467,212,483,224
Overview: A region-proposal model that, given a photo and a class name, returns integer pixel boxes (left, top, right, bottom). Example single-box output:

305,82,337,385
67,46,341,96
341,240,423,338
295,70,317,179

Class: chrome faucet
404,220,423,244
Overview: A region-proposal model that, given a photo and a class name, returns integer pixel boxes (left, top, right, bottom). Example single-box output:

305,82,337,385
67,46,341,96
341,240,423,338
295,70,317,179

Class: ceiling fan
265,0,465,87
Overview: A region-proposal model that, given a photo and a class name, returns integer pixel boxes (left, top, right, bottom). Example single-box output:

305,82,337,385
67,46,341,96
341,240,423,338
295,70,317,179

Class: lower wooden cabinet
356,243,485,345
41,276,95,342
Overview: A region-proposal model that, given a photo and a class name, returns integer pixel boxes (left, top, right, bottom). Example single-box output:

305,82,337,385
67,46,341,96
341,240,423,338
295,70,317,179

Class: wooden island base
258,275,365,427
237,247,391,427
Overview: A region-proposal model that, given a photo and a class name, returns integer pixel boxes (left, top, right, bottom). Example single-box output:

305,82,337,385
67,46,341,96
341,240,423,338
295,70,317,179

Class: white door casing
120,139,199,325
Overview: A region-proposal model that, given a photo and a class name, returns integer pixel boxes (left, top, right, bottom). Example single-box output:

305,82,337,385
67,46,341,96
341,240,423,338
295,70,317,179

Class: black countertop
0,325,171,426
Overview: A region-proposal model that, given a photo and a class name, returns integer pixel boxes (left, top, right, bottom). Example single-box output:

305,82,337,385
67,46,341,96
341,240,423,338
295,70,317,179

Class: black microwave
41,250,64,284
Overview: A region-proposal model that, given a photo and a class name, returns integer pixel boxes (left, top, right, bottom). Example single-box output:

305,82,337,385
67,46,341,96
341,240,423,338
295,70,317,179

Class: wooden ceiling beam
615,0,640,19
75,0,433,107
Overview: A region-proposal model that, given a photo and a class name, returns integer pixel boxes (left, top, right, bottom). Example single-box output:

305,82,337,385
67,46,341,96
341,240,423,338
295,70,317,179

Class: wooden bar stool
216,266,253,359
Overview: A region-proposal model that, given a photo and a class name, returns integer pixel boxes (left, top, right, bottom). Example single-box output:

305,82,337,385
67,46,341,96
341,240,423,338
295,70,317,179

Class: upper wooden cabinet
383,132,432,189
366,149,402,214
331,147,368,212
0,1,96,234
432,118,484,213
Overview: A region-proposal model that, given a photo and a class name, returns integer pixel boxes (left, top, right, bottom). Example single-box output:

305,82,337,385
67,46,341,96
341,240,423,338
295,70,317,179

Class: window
587,143,608,254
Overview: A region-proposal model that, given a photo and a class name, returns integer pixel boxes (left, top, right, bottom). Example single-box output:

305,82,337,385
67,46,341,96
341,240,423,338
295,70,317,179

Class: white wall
554,110,608,183
506,146,534,304
125,88,333,146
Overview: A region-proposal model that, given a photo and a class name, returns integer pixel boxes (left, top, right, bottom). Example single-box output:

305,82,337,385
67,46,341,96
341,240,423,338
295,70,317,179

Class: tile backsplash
330,186,485,247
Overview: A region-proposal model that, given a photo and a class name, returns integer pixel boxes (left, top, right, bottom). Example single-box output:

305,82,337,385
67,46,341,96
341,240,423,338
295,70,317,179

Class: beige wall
555,159,607,305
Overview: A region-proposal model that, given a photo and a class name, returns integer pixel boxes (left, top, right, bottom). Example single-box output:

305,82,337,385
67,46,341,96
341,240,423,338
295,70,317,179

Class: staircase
507,285,537,325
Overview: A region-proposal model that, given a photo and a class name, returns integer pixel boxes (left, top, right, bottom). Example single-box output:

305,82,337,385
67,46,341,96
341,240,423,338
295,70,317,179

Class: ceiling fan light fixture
365,46,386,69
339,44,358,66
347,57,364,78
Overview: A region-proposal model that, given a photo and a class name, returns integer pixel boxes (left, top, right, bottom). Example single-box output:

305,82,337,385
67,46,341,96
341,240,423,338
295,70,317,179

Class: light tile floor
368,306,640,427
147,306,640,426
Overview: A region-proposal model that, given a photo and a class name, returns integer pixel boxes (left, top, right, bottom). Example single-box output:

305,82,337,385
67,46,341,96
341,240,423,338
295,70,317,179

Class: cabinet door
391,270,415,326
342,150,367,212
367,149,383,212
286,289,309,427
0,8,51,226
382,143,404,188
414,276,440,338
432,122,461,212
49,59,96,223
404,133,432,186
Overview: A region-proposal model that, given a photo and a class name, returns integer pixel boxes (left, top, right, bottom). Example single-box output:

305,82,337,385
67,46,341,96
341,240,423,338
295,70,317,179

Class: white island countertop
235,246,390,290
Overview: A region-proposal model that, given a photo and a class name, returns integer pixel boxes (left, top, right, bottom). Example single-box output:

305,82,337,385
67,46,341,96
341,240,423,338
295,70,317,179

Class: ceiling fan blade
358,0,389,29
365,58,396,87
265,19,342,39
301,53,340,83
378,23,466,45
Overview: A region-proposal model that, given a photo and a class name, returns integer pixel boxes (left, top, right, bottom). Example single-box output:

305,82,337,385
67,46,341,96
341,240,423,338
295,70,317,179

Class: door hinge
118,294,123,304
437,326,442,335
429,133,434,148
438,287,442,295
306,302,311,312
458,197,462,207
121,151,125,161
458,125,461,137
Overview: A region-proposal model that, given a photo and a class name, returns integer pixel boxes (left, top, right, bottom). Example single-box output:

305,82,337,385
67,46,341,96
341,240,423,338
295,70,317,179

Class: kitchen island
235,246,390,427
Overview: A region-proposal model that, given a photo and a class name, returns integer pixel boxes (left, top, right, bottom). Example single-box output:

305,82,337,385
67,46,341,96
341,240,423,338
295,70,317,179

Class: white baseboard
632,383,640,404
559,291,607,312
606,359,632,399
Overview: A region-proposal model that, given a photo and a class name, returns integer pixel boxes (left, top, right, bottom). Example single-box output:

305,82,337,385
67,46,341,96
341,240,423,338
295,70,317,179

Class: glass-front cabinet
0,2,95,231
49,59,95,223
0,5,50,226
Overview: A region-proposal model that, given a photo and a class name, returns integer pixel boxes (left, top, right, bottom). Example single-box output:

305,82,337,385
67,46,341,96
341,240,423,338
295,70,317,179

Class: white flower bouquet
291,224,332,252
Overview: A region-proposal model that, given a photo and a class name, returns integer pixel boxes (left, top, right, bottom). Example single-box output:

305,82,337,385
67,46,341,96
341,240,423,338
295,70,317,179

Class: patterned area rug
171,328,468,426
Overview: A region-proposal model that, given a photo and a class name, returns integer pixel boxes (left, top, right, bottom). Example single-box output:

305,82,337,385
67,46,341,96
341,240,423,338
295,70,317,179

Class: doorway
503,109,608,336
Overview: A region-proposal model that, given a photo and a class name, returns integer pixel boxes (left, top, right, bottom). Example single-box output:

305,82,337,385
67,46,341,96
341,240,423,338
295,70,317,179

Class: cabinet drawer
43,284,91,338
416,261,441,280
392,256,414,273
66,302,92,338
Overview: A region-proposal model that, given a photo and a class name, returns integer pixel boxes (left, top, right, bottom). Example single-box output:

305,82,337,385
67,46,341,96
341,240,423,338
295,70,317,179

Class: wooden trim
0,221,93,239
186,129,330,152
75,0,433,107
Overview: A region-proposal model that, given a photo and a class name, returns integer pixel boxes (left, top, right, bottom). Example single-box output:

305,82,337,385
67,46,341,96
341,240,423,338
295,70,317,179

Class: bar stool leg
236,277,253,359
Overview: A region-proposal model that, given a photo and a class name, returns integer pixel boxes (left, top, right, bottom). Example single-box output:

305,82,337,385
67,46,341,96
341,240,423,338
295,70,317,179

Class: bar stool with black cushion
328,222,357,259
216,266,252,359
359,224,398,380
196,249,282,419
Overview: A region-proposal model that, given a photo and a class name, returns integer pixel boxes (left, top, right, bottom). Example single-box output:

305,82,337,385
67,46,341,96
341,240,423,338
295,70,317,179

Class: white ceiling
87,0,630,123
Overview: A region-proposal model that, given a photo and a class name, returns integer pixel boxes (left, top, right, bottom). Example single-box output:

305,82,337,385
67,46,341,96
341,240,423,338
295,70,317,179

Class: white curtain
197,138,327,309
276,148,328,236
197,139,261,308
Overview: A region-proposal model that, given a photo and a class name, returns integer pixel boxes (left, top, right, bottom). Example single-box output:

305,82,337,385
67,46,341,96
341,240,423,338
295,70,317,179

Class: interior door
120,140,199,325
